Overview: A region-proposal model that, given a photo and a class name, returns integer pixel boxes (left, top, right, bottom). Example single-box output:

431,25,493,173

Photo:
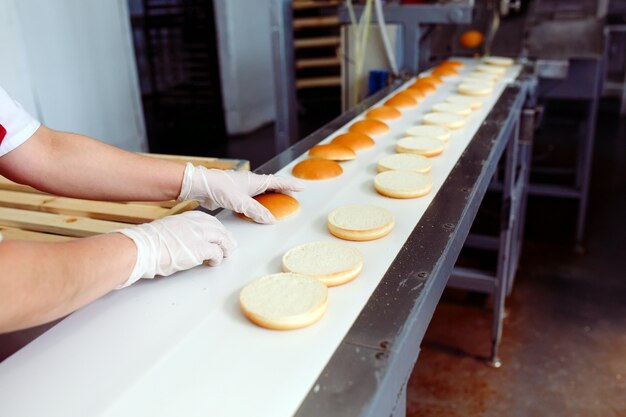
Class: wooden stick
0,207,127,237
161,200,200,218
0,190,169,224
0,226,75,243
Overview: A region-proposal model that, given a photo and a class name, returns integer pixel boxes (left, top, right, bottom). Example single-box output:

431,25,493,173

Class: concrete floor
406,104,626,416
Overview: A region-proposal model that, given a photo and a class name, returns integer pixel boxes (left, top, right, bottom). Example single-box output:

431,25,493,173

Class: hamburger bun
432,102,472,116
308,143,356,161
366,106,402,121
238,192,300,222
401,87,426,100
349,119,390,136
327,204,394,241
282,241,363,287
396,136,446,157
377,153,432,174
374,170,433,199
432,66,459,77
385,93,418,108
405,125,451,141
423,112,467,129
292,158,343,180
331,132,375,151
240,273,328,330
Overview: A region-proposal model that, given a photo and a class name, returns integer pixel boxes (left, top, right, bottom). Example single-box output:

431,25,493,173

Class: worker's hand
177,163,305,224
116,211,236,288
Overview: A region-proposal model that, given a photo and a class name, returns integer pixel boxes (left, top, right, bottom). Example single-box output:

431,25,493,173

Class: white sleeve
0,86,41,157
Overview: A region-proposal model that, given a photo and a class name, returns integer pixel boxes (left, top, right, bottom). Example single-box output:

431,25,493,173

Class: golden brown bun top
408,82,436,95
401,88,425,100
385,93,418,108
331,132,375,151
239,193,300,221
366,106,402,121
440,60,464,69
418,75,443,85
308,144,356,161
292,158,343,180
349,119,390,135
432,66,459,77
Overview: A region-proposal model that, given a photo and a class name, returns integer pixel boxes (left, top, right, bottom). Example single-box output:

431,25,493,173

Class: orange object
440,60,464,69
385,92,418,108
366,106,402,120
401,88,425,100
292,158,343,180
459,30,484,49
349,119,390,135
331,132,375,151
432,66,458,77
419,75,443,85
308,143,356,161
239,193,300,221
409,82,436,95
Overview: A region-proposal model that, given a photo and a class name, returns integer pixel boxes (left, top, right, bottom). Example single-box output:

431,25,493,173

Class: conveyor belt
0,58,532,417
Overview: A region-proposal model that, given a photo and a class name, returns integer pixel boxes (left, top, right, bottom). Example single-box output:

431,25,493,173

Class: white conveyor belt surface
0,58,521,417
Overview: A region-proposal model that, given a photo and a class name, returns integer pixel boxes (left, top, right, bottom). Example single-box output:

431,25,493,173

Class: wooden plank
142,153,250,171
0,189,170,224
0,176,46,194
294,36,340,49
293,16,339,30
293,1,341,10
0,226,75,243
296,76,342,89
0,207,127,237
296,57,341,69
161,200,200,218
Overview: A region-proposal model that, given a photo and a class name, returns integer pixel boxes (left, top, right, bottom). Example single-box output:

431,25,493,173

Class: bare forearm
0,126,185,201
0,234,136,333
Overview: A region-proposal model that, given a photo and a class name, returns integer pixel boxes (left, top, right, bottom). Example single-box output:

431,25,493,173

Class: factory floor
406,103,626,416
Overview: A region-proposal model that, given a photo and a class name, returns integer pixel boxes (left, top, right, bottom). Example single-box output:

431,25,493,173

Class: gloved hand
177,163,305,224
116,211,236,288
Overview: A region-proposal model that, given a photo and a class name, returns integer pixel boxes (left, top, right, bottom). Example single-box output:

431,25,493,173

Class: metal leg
489,123,518,367
271,0,299,154
391,382,407,417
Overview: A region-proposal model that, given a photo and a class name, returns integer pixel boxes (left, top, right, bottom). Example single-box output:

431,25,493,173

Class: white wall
214,0,276,135
0,0,147,151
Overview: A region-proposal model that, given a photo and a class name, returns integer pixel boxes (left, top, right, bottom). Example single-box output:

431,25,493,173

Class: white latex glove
116,211,236,288
177,163,305,224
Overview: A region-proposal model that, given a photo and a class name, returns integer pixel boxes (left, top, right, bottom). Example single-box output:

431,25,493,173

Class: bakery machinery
0,57,538,417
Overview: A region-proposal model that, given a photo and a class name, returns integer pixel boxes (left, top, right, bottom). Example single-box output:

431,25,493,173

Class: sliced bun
292,158,343,180
239,193,300,221
374,170,433,199
483,56,514,67
331,132,375,151
385,93,418,108
445,94,483,110
458,82,493,96
406,125,451,141
366,106,402,121
377,153,432,173
423,112,467,129
308,143,356,161
432,102,472,116
240,273,328,330
396,136,446,157
475,64,506,75
282,241,363,287
349,119,390,136
328,204,394,241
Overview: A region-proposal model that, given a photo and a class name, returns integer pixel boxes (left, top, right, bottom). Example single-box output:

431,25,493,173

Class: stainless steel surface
255,79,533,415
535,59,570,79
338,2,474,73
271,0,299,154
